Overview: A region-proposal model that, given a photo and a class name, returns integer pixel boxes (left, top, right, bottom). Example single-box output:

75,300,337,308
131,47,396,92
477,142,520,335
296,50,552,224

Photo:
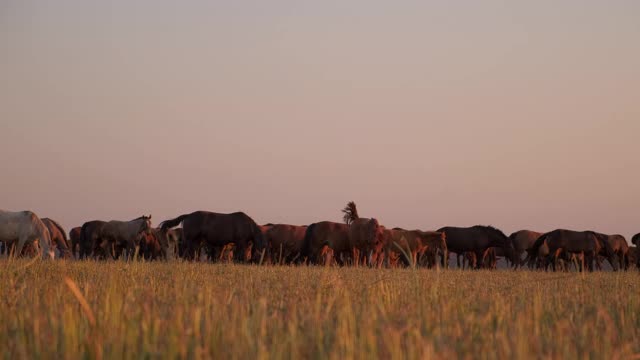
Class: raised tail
159,214,191,231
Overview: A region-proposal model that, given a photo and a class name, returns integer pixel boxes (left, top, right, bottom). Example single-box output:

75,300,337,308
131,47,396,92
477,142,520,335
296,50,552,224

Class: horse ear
148,214,152,220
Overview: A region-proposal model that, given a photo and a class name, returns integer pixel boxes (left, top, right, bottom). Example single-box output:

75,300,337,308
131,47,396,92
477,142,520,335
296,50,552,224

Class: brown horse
159,211,264,262
261,224,307,264
342,202,384,266
590,232,628,270
372,228,446,268
41,218,72,259
603,234,629,270
301,221,351,265
139,229,164,260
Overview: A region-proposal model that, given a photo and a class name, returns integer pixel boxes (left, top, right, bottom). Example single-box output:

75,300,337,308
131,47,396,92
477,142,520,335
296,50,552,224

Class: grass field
1,259,639,359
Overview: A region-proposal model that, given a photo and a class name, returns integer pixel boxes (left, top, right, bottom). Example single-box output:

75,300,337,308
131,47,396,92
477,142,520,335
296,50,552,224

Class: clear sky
1,1,639,241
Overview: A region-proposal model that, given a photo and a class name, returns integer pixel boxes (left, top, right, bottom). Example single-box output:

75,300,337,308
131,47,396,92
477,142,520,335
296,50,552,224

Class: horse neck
122,218,147,237
489,231,507,247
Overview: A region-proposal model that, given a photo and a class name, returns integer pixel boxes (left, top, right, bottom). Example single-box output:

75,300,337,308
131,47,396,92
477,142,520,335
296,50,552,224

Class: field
1,259,639,359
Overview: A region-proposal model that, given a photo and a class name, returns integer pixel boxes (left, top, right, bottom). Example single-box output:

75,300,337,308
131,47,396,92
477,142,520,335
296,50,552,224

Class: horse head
139,215,153,235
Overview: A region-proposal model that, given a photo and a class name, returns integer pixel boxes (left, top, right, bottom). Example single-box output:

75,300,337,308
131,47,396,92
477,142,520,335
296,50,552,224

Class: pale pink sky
1,1,639,241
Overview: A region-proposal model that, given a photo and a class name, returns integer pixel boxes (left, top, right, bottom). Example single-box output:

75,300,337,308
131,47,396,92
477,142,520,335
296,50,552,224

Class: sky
1,1,639,241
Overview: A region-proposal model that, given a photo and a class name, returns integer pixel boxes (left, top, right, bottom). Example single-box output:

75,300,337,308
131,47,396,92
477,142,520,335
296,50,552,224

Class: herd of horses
1,203,639,272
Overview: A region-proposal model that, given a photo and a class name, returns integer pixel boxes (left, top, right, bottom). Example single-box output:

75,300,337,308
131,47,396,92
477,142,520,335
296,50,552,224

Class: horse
80,216,152,259
100,216,153,259
0,210,54,259
529,230,617,272
371,227,446,268
41,218,72,259
301,221,351,265
159,211,264,263
590,233,629,270
342,201,384,266
508,230,543,269
79,220,107,259
261,224,307,265
437,226,513,269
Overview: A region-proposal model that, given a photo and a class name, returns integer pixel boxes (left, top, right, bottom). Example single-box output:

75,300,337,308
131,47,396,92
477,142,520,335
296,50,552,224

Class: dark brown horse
437,226,512,269
79,220,107,259
41,218,72,259
530,230,617,272
159,211,264,262
301,221,351,265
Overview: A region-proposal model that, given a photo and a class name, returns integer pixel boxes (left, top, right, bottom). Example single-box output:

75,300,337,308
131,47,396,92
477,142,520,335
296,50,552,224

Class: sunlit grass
1,259,639,359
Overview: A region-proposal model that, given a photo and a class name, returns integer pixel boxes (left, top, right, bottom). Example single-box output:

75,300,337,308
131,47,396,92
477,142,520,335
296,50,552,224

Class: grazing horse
301,221,351,265
139,229,164,260
261,224,307,265
0,210,54,259
69,227,82,259
437,226,512,269
530,230,617,272
371,228,446,268
591,233,629,270
79,220,107,259
342,202,384,266
80,216,152,259
41,218,72,259
159,211,264,263
508,230,543,269
100,216,153,258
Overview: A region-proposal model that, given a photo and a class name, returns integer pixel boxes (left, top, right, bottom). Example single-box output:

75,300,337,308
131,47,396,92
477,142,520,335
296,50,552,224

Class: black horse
160,211,265,262
437,225,514,269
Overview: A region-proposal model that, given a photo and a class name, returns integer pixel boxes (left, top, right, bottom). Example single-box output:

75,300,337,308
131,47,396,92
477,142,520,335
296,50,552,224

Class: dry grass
1,259,639,359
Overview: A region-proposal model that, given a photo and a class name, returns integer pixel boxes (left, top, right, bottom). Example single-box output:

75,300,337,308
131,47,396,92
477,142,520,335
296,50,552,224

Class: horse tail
528,233,550,266
159,214,190,231
341,201,359,224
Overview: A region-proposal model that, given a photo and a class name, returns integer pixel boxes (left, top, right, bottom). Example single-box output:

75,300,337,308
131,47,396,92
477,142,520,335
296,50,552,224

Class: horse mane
42,218,68,242
474,225,508,240
342,201,359,224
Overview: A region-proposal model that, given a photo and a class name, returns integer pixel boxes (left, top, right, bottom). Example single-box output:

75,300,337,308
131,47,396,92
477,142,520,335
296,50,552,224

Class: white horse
0,210,54,259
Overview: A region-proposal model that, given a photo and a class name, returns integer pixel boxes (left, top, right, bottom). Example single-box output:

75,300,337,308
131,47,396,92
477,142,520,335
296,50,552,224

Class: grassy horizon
1,259,639,359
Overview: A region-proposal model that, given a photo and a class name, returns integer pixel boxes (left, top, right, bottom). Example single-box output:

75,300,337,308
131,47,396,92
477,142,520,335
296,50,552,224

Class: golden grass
1,259,639,359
